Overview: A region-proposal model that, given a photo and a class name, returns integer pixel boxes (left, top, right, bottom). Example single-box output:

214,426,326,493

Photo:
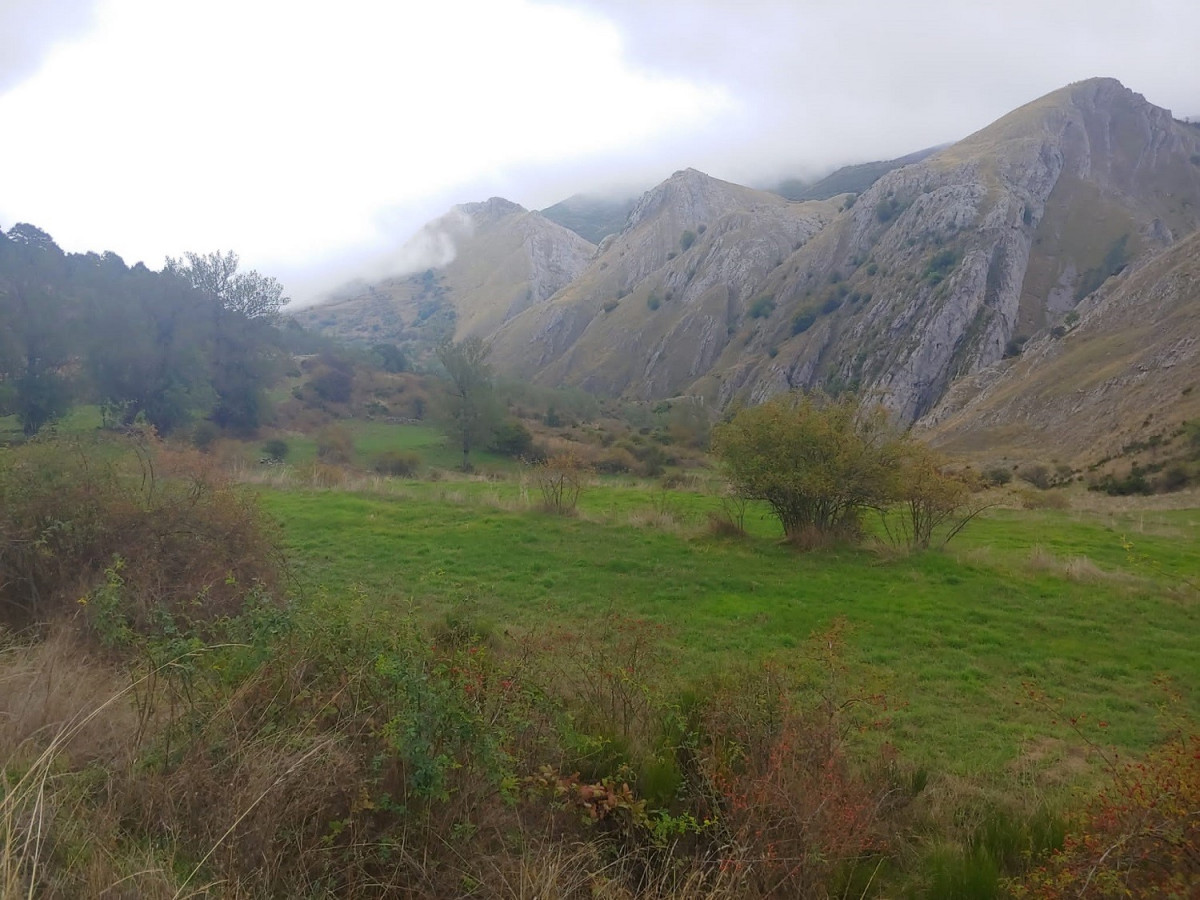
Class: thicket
0,435,280,632
1,437,1195,897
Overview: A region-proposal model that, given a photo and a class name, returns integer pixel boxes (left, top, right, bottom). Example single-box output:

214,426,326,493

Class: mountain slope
297,78,1200,438
540,194,638,244
487,169,842,397
922,228,1200,464
774,147,940,201
705,78,1200,421
293,198,595,352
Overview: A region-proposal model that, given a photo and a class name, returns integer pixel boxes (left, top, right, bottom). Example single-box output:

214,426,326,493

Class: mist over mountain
539,194,639,244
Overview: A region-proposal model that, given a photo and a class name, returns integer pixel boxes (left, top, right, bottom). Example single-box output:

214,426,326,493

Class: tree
164,250,287,321
882,444,987,550
84,264,214,434
164,250,288,433
712,393,904,544
371,342,409,373
0,225,75,434
435,336,499,471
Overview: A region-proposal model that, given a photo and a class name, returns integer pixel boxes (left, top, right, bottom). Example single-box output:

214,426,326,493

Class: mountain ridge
296,77,1200,458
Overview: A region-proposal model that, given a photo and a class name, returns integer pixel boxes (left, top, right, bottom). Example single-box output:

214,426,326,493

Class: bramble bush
533,451,589,514
0,434,280,632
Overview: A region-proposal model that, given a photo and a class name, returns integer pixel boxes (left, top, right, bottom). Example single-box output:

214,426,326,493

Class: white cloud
0,0,730,293
2,0,1197,304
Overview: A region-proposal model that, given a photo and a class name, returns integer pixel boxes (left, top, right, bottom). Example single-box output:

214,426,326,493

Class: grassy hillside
927,229,1200,473
540,193,638,243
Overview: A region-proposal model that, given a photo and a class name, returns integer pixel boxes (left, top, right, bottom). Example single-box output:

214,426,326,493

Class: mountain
292,198,594,354
299,78,1200,443
540,193,638,244
923,227,1200,465
485,79,1200,420
772,147,940,201
487,169,842,397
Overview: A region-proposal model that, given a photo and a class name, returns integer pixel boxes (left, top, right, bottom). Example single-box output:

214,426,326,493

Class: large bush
0,435,281,631
713,393,904,543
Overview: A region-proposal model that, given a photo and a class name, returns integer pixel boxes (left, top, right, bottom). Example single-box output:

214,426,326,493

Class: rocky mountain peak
626,168,772,232
456,196,527,225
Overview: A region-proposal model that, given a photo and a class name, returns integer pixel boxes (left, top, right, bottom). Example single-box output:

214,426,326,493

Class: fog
1,0,1197,306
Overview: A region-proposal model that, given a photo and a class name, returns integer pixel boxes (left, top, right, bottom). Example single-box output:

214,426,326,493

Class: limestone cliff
714,78,1200,422
923,228,1200,464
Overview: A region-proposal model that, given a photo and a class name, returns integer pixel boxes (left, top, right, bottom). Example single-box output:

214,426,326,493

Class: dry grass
0,633,186,899
1023,546,1141,586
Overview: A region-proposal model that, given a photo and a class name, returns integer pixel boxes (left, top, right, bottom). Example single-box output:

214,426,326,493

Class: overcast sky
2,0,1197,305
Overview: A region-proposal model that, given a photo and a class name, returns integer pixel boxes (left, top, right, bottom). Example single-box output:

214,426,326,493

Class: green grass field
7,407,1197,782
260,482,1200,781
248,421,516,471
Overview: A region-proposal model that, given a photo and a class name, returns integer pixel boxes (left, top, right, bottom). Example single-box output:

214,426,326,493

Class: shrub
707,489,749,537
692,622,895,896
924,248,961,284
1089,468,1153,496
646,293,661,311
191,420,219,451
792,311,817,334
982,466,1013,487
315,425,354,465
881,445,987,550
712,392,906,544
821,295,843,314
262,438,289,461
489,419,534,458
748,295,776,318
1004,335,1029,358
534,452,588,514
628,441,667,477
1018,488,1070,510
373,450,421,477
679,230,697,251
1017,463,1062,490
0,435,280,632
594,447,638,474
308,365,354,404
1154,462,1191,493
1014,731,1200,898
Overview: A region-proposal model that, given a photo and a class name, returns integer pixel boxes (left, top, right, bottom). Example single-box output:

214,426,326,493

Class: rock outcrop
923,228,1200,463
710,78,1200,422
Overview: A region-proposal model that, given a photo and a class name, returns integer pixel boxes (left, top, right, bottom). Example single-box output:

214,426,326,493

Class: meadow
259,474,1200,781
2,417,1197,897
